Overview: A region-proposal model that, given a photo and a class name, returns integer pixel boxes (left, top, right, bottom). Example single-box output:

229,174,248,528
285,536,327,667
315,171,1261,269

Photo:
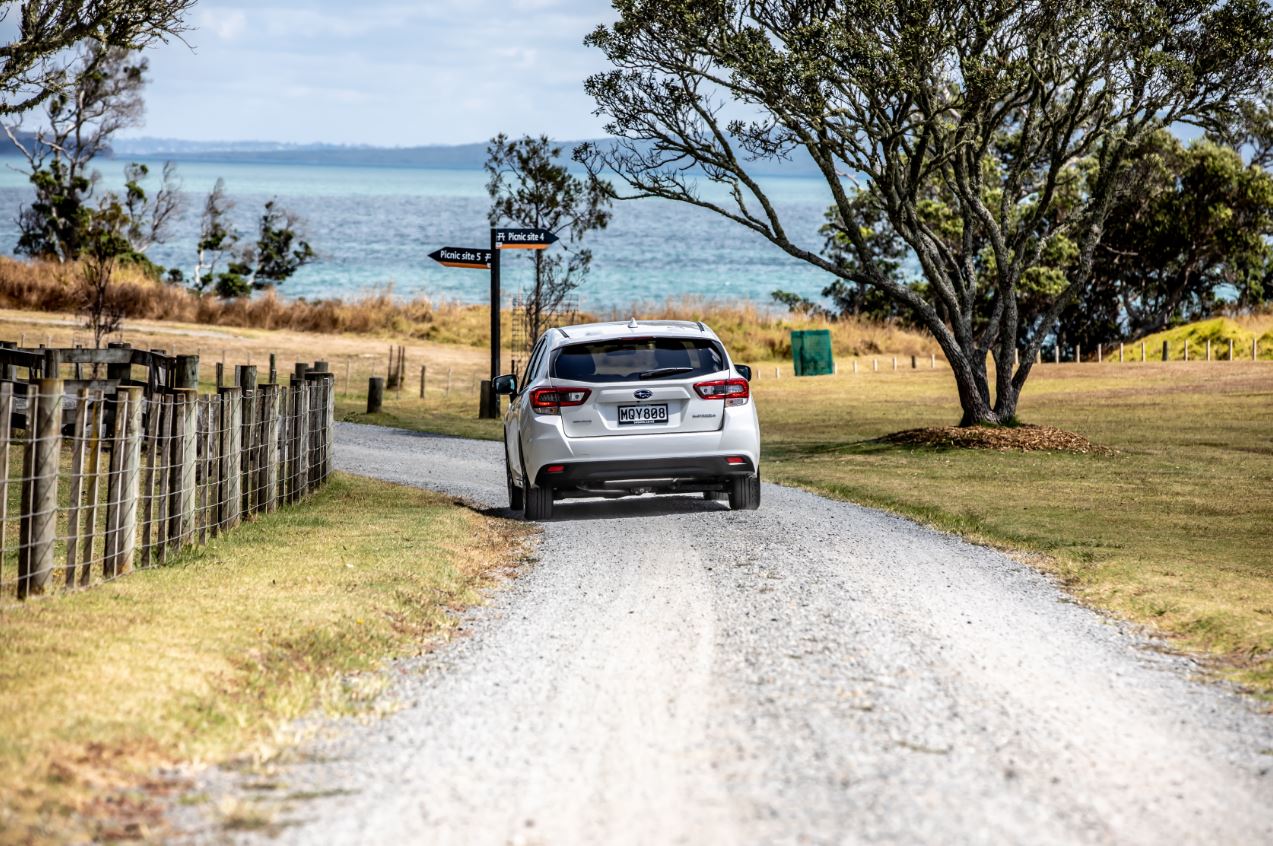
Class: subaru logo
634,389,653,400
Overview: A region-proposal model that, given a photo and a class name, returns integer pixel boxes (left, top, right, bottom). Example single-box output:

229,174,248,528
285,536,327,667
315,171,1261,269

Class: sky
120,0,619,146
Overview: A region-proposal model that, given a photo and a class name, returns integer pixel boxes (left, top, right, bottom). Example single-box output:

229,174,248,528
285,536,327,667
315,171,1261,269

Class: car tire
728,472,761,511
521,455,553,521
524,483,553,521
505,449,523,511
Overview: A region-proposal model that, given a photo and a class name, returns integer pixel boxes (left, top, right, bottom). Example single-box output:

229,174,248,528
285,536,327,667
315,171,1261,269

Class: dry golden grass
0,257,494,343
0,473,532,843
0,258,939,365
598,296,939,362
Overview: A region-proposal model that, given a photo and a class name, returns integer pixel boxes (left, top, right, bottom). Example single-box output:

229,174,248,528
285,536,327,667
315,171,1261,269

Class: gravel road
184,422,1273,845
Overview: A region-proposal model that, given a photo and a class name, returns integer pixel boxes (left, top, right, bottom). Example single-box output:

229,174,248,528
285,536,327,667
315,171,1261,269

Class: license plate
617,403,668,425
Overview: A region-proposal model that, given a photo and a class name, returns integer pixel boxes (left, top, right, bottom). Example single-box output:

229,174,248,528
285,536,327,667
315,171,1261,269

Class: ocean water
0,158,838,310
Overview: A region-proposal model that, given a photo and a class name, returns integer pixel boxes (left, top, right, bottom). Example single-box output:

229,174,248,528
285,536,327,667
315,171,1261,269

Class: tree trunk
928,326,1001,427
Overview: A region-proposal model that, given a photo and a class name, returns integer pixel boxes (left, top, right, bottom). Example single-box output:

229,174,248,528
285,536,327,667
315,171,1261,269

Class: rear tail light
545,464,565,474
530,386,591,415
694,378,750,406
726,456,746,465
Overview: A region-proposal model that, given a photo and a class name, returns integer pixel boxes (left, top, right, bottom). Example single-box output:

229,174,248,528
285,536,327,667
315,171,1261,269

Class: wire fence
0,369,335,601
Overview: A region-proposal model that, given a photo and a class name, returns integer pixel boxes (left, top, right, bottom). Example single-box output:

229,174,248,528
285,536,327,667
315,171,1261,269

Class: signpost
428,247,491,270
429,228,559,418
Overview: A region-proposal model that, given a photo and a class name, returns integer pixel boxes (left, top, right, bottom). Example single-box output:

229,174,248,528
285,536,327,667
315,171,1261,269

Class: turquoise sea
0,158,837,310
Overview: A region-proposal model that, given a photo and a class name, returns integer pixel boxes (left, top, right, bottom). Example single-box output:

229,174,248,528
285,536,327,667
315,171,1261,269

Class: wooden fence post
262,384,280,512
18,378,61,598
1119,343,1124,363
117,386,143,572
367,377,384,413
219,386,241,530
291,376,309,502
174,354,199,389
175,388,198,547
236,366,257,515
103,389,127,574
78,392,105,584
63,389,90,586
1228,338,1234,361
420,365,427,399
1206,339,1212,361
0,383,12,591
105,387,143,575
1162,340,1169,362
141,392,161,567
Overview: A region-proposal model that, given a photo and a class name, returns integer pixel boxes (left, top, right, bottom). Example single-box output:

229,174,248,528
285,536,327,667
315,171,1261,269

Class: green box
790,329,834,376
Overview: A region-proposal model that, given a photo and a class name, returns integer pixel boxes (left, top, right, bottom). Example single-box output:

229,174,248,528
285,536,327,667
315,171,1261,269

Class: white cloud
135,0,620,145
196,9,247,41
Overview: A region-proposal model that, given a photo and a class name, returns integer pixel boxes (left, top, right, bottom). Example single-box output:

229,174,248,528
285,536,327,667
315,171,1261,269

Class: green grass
0,473,531,843
342,357,1273,698
336,389,501,441
756,360,1273,697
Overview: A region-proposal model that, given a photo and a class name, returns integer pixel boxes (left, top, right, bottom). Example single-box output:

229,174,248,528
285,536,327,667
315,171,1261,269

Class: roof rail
558,327,570,338
695,321,706,332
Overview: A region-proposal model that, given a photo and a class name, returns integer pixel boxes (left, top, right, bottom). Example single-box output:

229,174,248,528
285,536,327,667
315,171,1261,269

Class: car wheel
505,449,523,511
521,456,553,521
524,482,553,520
728,471,761,511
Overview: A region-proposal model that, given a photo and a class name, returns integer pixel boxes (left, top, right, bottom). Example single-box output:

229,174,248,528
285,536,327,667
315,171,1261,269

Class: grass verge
0,472,532,843
757,361,1273,698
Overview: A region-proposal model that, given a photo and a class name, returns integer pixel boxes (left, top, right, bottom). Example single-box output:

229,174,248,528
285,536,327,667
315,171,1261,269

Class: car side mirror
492,374,517,395
734,364,752,382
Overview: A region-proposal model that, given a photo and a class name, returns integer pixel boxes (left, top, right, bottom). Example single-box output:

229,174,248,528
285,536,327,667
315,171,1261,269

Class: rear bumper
535,455,755,488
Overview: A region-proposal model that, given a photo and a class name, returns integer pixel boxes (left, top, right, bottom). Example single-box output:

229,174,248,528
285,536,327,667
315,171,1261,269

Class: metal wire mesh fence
0,368,335,600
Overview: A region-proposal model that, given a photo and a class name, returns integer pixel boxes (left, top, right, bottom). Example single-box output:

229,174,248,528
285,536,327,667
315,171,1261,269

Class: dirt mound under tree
880,424,1113,455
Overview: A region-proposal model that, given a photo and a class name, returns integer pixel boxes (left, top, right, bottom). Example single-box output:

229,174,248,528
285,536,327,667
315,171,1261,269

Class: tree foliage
486,134,612,346
197,191,315,299
578,0,1273,425
6,44,148,261
0,0,192,116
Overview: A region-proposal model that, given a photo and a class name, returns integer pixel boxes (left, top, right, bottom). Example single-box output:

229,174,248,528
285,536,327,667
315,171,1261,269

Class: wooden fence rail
1,365,336,600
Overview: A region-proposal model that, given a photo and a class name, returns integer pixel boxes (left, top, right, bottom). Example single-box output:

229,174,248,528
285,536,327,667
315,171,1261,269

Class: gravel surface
177,422,1273,845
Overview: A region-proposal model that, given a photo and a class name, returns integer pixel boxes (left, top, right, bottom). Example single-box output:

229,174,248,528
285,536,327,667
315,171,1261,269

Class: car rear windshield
551,337,726,383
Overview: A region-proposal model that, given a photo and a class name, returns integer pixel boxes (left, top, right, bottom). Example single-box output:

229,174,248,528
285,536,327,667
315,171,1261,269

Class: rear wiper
638,366,693,380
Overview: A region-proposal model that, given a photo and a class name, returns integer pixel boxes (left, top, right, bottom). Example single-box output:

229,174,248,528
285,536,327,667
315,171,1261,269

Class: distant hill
99,136,824,177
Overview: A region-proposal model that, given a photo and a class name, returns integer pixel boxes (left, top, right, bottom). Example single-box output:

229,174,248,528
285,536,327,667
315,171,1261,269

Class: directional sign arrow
428,246,492,269
493,228,559,250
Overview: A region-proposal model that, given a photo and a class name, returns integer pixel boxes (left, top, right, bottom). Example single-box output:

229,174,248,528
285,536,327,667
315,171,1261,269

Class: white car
493,319,761,520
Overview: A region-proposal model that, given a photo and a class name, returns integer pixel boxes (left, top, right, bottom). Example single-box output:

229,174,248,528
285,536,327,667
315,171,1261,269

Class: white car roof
548,319,721,346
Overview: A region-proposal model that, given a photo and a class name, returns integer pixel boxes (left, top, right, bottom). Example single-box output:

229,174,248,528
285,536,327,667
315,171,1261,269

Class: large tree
578,0,1273,425
0,0,192,116
486,134,612,348
1066,133,1273,346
